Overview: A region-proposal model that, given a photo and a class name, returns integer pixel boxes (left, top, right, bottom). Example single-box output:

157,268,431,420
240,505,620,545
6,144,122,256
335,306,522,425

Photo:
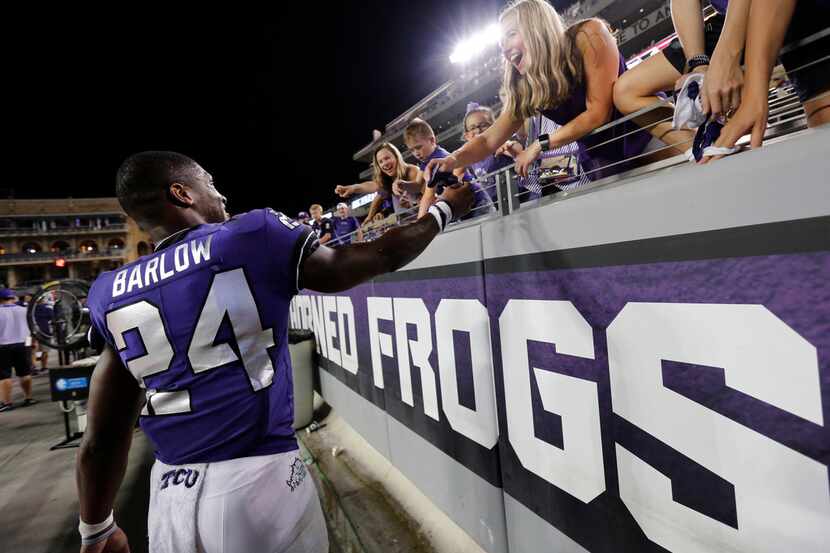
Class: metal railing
0,249,126,265
0,224,127,237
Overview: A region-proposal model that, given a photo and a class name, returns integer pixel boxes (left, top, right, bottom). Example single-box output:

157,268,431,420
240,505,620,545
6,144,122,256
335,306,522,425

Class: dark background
4,1,526,216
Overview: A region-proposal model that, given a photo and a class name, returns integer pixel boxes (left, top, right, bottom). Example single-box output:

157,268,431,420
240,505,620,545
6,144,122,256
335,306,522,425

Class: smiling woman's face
376,148,397,176
500,14,529,75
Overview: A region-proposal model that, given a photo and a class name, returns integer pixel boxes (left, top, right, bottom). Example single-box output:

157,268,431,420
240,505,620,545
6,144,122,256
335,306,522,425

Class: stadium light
449,23,501,64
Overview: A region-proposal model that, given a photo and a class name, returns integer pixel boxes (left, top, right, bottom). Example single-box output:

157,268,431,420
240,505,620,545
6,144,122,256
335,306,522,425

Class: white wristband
428,201,453,232
79,511,118,546
435,201,453,224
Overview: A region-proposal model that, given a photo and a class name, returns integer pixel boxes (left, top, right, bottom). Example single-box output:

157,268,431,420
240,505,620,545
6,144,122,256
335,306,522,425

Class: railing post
495,172,510,217
505,170,520,214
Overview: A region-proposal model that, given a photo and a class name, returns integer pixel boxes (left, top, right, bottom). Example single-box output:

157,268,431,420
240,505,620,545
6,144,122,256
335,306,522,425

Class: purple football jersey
87,209,318,464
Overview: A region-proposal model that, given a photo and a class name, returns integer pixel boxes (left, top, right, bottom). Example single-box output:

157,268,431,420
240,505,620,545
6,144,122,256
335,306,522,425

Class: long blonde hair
372,142,407,192
499,0,585,121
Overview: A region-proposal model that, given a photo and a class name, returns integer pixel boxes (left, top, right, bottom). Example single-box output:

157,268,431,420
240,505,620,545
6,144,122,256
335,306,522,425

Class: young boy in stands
309,204,333,245
403,118,495,221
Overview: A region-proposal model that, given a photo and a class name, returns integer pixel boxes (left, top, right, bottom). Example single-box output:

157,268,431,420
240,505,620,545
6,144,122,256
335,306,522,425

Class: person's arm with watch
702,0,750,117
671,0,708,93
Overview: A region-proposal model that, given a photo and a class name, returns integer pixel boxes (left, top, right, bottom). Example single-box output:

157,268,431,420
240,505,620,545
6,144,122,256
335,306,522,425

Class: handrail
0,249,125,263
0,224,127,236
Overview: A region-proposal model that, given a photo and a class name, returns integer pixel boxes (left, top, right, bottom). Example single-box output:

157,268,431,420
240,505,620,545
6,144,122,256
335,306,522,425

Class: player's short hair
116,151,200,219
404,118,435,143
309,204,323,212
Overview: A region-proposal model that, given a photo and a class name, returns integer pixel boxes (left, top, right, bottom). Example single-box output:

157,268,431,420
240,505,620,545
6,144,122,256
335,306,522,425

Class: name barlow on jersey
112,236,214,297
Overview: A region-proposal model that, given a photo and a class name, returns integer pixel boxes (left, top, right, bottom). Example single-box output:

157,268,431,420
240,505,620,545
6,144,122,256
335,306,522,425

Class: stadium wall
290,127,830,553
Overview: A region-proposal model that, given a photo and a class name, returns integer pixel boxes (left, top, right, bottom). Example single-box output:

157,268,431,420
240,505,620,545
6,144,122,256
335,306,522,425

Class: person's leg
20,376,33,400
0,347,12,406
804,95,830,127
0,379,11,405
198,452,328,553
778,0,830,129
26,346,35,373
614,51,693,155
13,345,35,404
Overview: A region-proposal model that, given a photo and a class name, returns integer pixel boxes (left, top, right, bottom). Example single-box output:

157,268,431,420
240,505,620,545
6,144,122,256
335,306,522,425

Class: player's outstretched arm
76,344,144,552
302,184,474,293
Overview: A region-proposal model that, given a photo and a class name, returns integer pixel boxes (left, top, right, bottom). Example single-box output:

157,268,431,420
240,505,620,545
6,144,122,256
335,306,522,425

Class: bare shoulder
571,18,617,65
572,18,613,50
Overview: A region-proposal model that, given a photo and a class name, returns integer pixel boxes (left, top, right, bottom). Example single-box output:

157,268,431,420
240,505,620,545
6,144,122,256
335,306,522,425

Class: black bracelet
687,54,710,71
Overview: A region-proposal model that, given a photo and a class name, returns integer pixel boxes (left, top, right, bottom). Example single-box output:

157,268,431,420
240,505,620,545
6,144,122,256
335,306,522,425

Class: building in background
0,198,152,289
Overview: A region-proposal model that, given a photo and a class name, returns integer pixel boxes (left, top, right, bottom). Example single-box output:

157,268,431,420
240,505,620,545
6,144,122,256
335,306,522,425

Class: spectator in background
297,211,311,226
33,299,52,371
403,118,494,221
16,293,38,374
309,204,333,245
703,0,830,161
613,0,744,155
426,0,656,183
0,288,37,411
335,142,421,223
464,102,522,202
331,203,363,246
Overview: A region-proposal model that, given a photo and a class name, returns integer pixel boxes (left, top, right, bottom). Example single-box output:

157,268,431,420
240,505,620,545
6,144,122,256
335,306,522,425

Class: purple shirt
332,215,360,245
470,154,514,203
710,0,728,15
87,209,318,465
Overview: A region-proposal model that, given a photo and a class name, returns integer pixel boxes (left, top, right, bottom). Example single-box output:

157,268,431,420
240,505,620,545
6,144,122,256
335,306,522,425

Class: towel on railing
673,74,707,130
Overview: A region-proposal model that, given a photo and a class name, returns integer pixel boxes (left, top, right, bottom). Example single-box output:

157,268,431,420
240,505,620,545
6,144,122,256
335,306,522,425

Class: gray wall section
386,416,508,553
320,369,509,553
402,222,485,271
320,369,391,460
502,494,590,553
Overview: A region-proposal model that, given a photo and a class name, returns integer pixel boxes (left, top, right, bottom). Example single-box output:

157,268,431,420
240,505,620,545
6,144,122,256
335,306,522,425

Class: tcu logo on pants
159,468,200,490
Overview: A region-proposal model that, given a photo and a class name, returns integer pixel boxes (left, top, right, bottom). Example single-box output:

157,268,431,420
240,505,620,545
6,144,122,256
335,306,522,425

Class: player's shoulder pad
263,208,307,231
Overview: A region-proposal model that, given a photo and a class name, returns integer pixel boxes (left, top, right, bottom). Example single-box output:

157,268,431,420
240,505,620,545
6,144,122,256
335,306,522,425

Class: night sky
7,1,516,217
